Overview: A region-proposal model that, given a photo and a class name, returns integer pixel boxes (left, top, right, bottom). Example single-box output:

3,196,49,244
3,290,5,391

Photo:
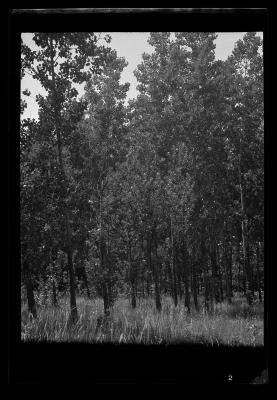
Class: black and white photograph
9,8,269,385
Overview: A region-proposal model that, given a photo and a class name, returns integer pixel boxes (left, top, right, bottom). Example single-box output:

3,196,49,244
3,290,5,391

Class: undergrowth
21,295,264,345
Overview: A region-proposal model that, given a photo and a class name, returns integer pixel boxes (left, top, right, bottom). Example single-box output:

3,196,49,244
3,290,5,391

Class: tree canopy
21,32,264,321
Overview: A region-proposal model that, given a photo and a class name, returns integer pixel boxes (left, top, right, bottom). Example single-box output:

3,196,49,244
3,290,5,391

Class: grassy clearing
21,295,264,345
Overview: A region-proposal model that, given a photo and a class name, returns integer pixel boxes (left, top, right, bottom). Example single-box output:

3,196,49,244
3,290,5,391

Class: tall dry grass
21,295,264,345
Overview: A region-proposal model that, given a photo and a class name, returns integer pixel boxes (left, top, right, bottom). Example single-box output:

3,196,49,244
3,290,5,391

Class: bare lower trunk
242,220,253,305
172,265,178,307
130,269,137,308
184,273,190,313
192,262,199,312
256,242,262,303
204,272,210,312
224,241,233,304
141,271,145,298
23,260,37,318
52,280,58,307
80,260,91,299
98,206,110,315
216,246,224,303
67,248,78,323
128,239,137,309
177,270,183,300
86,285,91,299
101,281,110,316
239,140,253,306
170,216,178,307
210,244,220,303
49,249,58,307
166,261,173,299
26,280,37,318
154,274,162,312
182,244,190,313
146,273,151,297
152,232,162,312
131,283,137,309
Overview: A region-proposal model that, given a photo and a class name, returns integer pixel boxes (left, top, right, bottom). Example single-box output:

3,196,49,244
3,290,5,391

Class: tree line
20,32,264,323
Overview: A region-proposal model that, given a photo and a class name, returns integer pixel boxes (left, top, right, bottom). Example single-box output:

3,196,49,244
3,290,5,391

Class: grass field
21,295,264,345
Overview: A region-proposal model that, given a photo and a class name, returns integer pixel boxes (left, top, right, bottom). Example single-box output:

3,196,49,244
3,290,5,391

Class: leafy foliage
20,32,264,335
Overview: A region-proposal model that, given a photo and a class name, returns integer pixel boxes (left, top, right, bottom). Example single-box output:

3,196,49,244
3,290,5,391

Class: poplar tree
21,33,113,322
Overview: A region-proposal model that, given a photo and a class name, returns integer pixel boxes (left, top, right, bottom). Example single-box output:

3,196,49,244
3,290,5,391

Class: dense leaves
21,32,264,320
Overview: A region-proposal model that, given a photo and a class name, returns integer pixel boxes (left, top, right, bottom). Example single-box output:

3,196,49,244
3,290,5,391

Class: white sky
21,32,263,120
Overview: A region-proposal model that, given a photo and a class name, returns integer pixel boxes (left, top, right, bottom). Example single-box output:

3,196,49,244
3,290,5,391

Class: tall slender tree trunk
184,273,191,313
84,271,91,299
49,248,58,307
166,261,173,299
182,245,191,314
98,179,112,316
131,282,136,309
248,243,255,300
217,249,224,303
67,246,78,323
141,271,145,298
170,216,178,307
146,272,151,297
78,251,91,299
177,269,183,300
152,229,162,312
26,280,37,319
102,281,110,317
238,136,253,306
52,280,58,307
107,225,115,310
241,210,253,304
236,240,245,294
172,266,178,307
256,241,262,303
228,243,233,301
204,272,210,313
128,238,136,309
191,251,199,312
184,265,190,313
210,239,220,304
49,36,78,323
140,236,145,299
224,240,233,304
23,260,37,318
108,277,114,308
99,233,111,317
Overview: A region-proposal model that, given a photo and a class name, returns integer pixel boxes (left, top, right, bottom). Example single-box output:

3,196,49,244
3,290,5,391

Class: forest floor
21,294,264,345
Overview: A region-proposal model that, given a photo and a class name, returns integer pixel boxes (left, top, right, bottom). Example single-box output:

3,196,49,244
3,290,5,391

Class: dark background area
10,342,267,384
8,7,270,385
